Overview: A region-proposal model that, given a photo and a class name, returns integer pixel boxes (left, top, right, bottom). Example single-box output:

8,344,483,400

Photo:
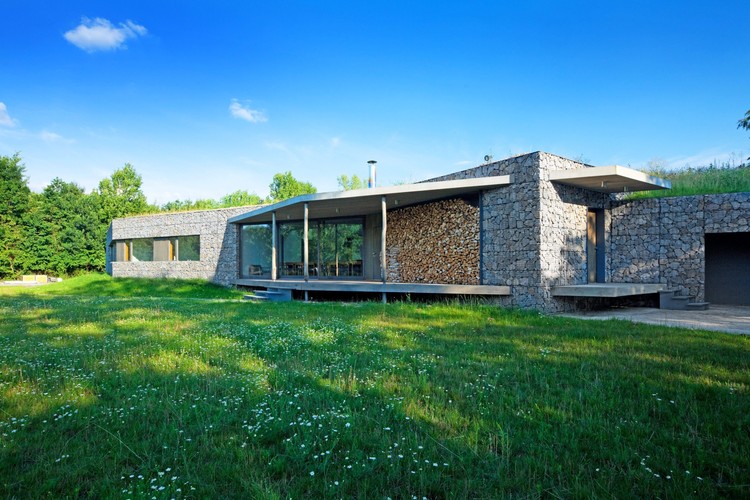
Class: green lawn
1,276,748,497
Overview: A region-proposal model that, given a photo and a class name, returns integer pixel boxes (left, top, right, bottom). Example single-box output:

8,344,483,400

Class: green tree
95,163,152,223
218,190,263,207
0,154,31,277
36,179,100,276
738,109,750,133
739,109,750,162
337,174,366,191
267,171,317,202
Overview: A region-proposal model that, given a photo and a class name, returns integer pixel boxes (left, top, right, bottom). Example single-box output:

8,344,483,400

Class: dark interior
705,232,750,306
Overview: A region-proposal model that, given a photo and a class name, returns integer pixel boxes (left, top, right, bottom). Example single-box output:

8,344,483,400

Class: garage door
705,232,750,305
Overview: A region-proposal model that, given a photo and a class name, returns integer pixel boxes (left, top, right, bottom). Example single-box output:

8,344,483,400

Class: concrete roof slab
549,165,671,193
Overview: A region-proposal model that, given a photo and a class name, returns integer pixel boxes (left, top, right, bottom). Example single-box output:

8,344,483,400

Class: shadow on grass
0,295,749,497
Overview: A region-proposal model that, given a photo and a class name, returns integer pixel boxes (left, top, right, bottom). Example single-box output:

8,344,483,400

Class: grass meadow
1,275,749,497
628,162,750,199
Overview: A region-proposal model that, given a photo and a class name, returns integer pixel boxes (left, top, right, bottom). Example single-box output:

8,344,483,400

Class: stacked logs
386,197,480,284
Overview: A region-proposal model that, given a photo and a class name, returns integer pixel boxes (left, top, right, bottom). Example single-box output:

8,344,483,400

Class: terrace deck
551,283,667,297
235,279,511,296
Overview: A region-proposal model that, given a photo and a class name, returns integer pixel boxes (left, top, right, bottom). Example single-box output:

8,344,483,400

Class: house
106,152,750,312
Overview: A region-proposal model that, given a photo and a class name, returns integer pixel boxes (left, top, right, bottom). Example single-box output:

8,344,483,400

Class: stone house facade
107,152,750,312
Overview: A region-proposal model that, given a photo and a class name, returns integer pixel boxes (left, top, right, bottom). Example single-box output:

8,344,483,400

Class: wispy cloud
330,137,341,148
665,149,747,170
40,130,74,144
0,102,16,127
229,99,267,123
64,17,147,52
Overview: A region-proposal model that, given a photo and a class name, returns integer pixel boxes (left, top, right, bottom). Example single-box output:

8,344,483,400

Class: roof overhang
548,165,671,193
229,175,512,224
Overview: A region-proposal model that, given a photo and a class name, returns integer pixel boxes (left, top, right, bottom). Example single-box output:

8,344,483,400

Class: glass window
317,220,363,278
280,223,304,276
240,224,272,278
178,235,200,261
279,219,363,279
114,241,129,262
153,238,173,261
132,238,153,262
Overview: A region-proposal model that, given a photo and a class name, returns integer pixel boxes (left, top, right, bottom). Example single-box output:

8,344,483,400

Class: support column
271,211,277,280
304,202,309,282
381,195,387,303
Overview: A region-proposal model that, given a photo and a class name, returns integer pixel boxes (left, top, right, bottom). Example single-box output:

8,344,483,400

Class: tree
267,171,317,202
33,178,100,276
738,109,750,133
218,190,263,207
0,154,31,277
337,174,366,191
95,163,152,223
739,109,750,161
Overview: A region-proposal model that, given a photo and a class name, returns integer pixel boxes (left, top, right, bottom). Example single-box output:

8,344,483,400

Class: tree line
0,154,326,279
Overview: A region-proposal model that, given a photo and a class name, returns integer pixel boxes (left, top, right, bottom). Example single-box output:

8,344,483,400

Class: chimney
367,160,377,188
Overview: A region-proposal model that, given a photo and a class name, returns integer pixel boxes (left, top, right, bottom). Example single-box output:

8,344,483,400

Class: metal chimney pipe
367,160,377,188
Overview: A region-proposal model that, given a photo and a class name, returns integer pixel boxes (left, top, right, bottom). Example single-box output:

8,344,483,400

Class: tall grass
0,278,748,497
628,161,750,199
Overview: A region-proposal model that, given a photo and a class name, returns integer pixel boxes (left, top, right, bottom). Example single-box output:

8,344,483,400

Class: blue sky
1,1,749,204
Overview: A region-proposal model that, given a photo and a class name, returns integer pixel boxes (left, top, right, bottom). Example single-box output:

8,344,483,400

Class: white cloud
0,102,16,127
64,17,147,52
40,130,74,144
229,99,267,123
330,137,341,148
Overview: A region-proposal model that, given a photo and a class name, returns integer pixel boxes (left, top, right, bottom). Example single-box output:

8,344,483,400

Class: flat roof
548,165,671,193
229,175,512,224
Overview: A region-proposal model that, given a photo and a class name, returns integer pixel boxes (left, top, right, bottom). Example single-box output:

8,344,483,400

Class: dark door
705,232,750,305
587,209,605,283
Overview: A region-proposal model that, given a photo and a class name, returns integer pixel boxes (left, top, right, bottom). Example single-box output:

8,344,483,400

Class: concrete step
686,301,710,311
659,289,708,311
243,288,292,302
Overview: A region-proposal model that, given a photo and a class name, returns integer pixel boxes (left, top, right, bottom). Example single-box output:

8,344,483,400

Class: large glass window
238,219,364,280
280,219,363,279
313,220,363,278
240,224,272,278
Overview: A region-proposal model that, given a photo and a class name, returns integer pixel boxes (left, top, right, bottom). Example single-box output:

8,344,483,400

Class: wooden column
303,203,309,282
271,211,277,280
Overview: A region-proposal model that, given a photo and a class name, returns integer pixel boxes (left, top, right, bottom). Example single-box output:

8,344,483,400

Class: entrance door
705,232,750,305
587,209,605,283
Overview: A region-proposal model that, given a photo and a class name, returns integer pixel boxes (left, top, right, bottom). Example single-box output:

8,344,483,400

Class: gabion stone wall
430,151,609,312
386,198,480,284
107,206,260,286
610,192,750,301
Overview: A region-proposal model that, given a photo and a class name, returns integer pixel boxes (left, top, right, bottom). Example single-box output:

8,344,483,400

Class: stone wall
107,206,260,286
386,197,480,284
429,153,542,308
537,153,611,311
430,152,607,312
610,192,750,300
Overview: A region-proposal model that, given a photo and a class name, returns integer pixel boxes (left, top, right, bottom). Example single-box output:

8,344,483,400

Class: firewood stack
386,198,480,284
